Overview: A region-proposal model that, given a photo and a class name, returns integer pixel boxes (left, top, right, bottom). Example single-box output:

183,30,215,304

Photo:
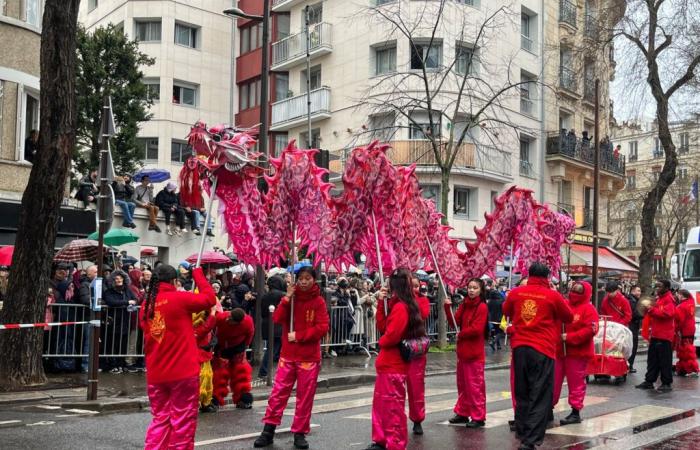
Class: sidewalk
0,347,511,411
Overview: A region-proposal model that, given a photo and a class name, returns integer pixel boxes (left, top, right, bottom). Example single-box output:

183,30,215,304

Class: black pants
628,320,640,368
162,207,185,227
645,338,673,385
514,346,555,447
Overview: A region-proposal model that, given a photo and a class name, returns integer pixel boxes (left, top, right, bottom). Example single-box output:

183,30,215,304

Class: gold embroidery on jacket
521,299,538,325
150,310,166,344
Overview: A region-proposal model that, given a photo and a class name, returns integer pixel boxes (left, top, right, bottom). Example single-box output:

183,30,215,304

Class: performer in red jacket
406,276,431,435
255,267,329,450
553,281,599,425
365,268,426,450
212,308,255,409
636,279,676,392
674,289,699,376
449,278,489,428
139,265,216,450
600,281,631,326
503,263,572,450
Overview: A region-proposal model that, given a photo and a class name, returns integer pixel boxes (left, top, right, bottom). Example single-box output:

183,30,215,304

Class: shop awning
565,244,639,276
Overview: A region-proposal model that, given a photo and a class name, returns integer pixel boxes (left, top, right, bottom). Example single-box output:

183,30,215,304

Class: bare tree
0,0,81,390
614,0,700,293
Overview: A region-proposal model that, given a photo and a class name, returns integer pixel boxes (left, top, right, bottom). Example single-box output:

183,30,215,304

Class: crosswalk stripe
64,409,99,414
546,405,684,437
34,405,61,410
194,424,320,447
0,420,22,426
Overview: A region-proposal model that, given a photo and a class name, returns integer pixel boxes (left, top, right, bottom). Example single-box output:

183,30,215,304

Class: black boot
253,424,276,448
294,433,309,449
448,414,469,424
466,419,485,428
236,392,253,409
413,421,423,435
560,408,581,425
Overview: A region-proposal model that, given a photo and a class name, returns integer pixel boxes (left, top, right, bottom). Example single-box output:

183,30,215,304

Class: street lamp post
224,4,271,368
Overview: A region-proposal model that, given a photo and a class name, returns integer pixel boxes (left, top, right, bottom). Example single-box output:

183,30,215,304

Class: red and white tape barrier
0,320,100,330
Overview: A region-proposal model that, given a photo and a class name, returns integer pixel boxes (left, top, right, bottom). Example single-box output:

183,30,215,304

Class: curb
60,397,148,413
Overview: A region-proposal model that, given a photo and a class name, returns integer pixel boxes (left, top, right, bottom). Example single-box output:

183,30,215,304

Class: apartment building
610,118,700,275
79,0,235,261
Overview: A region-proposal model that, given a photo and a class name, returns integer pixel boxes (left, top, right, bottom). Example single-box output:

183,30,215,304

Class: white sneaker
181,228,188,234
167,227,173,236
330,350,337,357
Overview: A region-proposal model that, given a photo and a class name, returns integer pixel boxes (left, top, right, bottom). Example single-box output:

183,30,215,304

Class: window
519,138,533,177
652,166,661,181
173,82,197,106
369,112,396,142
138,138,159,161
24,0,41,26
520,72,536,115
453,187,475,218
420,185,441,206
171,140,191,163
626,172,636,189
679,132,689,153
144,80,160,101
88,0,98,11
521,13,533,52
135,20,161,42
300,128,321,148
410,41,442,70
305,3,323,26
409,121,440,140
679,226,689,242
275,73,289,101
240,23,263,54
239,79,261,111
175,23,198,49
276,14,290,40
375,44,397,76
273,134,289,156
301,65,322,92
626,228,636,246
678,166,688,180
654,225,662,240
628,141,638,161
455,44,477,75
653,137,663,158
21,89,40,161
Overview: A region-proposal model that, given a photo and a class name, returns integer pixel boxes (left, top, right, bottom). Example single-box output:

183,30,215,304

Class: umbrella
54,239,99,262
0,245,14,266
287,261,312,273
121,256,138,265
140,248,156,256
87,228,140,246
133,168,171,183
186,251,231,266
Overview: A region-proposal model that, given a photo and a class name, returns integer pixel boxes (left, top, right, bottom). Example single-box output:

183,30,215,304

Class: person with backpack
449,278,489,428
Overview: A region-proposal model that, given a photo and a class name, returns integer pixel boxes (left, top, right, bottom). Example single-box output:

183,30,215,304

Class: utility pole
593,79,600,309
305,5,312,146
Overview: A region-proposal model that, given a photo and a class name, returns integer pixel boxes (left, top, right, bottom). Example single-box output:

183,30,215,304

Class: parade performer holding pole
552,281,598,425
212,308,255,409
140,264,216,450
674,289,699,377
366,268,428,450
503,263,572,450
193,304,218,413
406,276,431,435
255,267,329,450
449,278,489,428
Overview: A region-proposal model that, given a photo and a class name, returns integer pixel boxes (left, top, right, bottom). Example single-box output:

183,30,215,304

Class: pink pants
144,376,199,450
406,355,426,423
454,360,486,421
372,373,408,450
553,357,588,411
262,359,320,434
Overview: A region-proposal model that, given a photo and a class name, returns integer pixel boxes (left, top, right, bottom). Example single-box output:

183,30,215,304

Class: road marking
26,421,55,426
194,424,320,447
291,386,376,403
0,420,22,426
34,405,61,410
64,409,99,414
547,404,684,437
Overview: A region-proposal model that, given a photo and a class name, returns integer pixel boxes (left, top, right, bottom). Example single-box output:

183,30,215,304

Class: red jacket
503,276,573,360
455,296,488,362
648,290,676,342
273,283,329,362
557,282,598,359
140,268,216,384
675,297,696,338
417,295,430,320
216,312,255,350
376,296,409,374
193,312,216,363
600,291,632,326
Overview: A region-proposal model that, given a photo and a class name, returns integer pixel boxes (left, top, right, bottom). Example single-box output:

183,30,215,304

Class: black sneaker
466,420,485,428
235,401,252,409
560,408,581,425
193,228,201,235
199,404,218,413
413,421,423,435
636,381,655,389
206,230,215,237
448,414,469,424
293,433,309,450
364,444,386,450
154,225,162,233
508,419,516,432
657,384,672,393
253,424,276,448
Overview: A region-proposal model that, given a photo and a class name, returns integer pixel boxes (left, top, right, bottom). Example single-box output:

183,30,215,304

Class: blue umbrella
287,261,312,273
133,168,171,183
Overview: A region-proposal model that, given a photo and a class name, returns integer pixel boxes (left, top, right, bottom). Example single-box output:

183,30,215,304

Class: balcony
270,87,331,131
583,78,595,103
584,14,598,39
559,66,577,93
271,22,333,71
271,0,306,12
546,131,626,176
559,0,577,28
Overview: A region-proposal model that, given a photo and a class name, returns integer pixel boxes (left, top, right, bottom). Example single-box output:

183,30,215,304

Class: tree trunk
436,166,450,347
439,166,450,226
0,0,80,391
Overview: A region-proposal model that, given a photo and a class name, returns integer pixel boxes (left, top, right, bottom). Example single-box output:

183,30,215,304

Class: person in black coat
112,175,136,228
485,282,505,350
626,285,643,373
258,275,286,378
155,182,186,235
103,271,137,373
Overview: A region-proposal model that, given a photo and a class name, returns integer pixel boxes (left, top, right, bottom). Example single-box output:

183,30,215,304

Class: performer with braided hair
139,264,216,450
212,308,255,409
365,268,428,450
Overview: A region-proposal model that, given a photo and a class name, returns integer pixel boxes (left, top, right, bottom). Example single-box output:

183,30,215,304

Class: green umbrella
88,228,140,246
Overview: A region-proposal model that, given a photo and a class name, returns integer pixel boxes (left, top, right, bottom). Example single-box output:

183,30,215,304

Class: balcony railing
559,0,577,27
652,149,664,159
559,66,577,92
271,0,305,12
271,22,332,70
270,86,331,131
546,131,626,176
584,14,598,38
520,96,534,115
521,34,533,52
583,78,595,102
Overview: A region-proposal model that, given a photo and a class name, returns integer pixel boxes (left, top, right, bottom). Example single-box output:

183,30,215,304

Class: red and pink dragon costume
180,122,575,288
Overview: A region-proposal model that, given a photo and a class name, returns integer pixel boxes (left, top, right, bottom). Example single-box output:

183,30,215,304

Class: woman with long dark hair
366,268,426,450
139,264,216,450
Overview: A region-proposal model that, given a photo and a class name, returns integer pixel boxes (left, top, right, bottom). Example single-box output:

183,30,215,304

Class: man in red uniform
503,263,573,450
213,308,255,408
636,279,676,392
600,281,631,326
